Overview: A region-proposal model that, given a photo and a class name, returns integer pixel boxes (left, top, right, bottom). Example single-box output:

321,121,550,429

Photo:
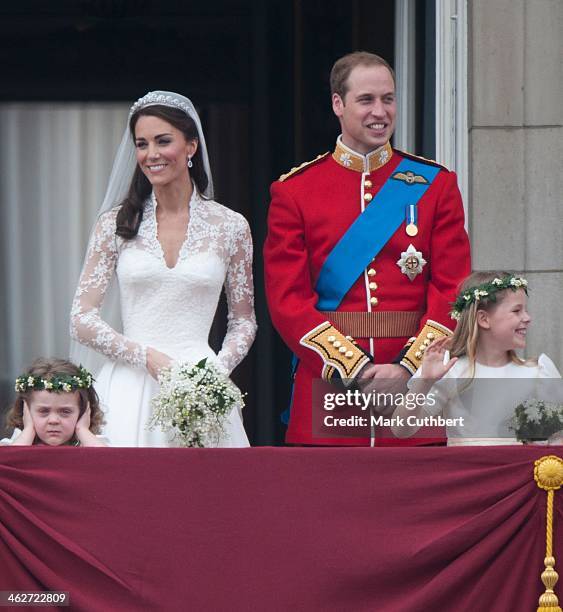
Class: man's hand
356,362,377,389
372,363,411,382
363,363,410,393
357,363,410,389
356,363,411,416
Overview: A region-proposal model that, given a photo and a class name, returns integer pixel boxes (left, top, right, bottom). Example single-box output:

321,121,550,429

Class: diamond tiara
130,92,191,117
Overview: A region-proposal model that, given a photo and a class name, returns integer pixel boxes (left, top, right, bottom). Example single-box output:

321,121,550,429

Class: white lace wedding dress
70,190,257,447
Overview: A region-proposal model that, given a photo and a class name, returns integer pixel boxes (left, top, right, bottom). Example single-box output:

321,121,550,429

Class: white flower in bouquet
525,401,542,424
148,358,244,447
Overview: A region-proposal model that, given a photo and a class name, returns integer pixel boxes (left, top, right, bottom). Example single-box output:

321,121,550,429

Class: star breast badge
397,244,426,281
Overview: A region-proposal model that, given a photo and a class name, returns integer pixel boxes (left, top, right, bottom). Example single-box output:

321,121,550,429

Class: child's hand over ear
75,403,91,435
12,401,37,445
22,401,35,432
75,404,107,447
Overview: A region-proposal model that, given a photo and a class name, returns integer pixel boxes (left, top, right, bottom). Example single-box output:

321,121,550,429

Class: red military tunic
264,139,471,445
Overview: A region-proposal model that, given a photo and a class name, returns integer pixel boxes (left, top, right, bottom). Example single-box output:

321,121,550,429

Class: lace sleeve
69,209,147,368
216,215,257,375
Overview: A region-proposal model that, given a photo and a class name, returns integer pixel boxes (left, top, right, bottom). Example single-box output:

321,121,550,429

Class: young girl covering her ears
1,358,107,447
392,272,561,445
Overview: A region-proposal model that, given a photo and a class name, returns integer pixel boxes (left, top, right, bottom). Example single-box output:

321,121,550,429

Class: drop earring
187,157,193,168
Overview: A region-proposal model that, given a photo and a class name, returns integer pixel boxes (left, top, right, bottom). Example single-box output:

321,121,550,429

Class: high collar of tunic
332,136,393,173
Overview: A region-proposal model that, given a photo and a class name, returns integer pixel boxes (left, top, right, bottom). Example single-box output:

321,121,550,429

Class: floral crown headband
15,365,94,393
450,275,528,321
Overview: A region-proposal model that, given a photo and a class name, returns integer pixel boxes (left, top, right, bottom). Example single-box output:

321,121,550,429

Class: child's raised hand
420,336,458,381
75,403,91,434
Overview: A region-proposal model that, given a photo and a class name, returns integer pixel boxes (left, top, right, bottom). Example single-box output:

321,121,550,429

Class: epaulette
394,148,449,171
278,152,330,182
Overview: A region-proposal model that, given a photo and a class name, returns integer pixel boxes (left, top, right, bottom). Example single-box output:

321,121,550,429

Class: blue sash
315,158,440,310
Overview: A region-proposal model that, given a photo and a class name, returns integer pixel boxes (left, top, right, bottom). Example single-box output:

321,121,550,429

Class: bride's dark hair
115,105,209,240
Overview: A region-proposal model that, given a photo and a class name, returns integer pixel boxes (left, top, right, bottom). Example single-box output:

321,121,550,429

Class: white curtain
0,102,129,388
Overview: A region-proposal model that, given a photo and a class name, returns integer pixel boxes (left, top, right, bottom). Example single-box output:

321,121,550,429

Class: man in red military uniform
264,52,471,445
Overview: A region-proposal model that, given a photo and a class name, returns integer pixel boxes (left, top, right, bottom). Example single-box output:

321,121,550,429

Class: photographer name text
323,414,464,427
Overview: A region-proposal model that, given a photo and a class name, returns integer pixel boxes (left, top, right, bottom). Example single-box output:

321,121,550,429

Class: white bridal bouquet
510,398,563,443
149,358,244,447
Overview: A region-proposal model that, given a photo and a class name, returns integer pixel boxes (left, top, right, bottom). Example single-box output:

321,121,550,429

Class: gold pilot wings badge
391,170,429,185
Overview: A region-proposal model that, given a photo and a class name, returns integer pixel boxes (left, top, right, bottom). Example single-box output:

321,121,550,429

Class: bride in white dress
70,91,257,447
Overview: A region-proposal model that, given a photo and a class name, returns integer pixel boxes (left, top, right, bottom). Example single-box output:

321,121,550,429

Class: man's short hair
330,52,395,100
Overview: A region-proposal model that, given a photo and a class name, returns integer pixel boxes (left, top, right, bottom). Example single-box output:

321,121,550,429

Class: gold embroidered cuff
300,322,369,381
322,364,336,381
401,320,453,375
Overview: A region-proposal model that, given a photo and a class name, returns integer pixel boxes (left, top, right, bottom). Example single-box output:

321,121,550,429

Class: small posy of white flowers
149,358,244,448
44,380,54,390
492,278,503,286
510,398,563,442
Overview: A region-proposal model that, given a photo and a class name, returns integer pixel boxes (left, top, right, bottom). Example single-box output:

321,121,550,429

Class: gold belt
321,311,423,338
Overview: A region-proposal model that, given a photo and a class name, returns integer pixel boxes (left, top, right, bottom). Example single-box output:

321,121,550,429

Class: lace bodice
70,191,257,374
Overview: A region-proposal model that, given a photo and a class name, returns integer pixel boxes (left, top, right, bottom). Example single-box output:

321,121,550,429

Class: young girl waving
392,272,561,445
1,358,107,447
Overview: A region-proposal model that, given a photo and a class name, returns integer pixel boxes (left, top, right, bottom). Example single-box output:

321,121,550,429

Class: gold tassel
534,455,563,612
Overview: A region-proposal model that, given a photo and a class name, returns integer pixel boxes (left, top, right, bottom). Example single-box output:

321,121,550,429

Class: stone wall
469,0,563,368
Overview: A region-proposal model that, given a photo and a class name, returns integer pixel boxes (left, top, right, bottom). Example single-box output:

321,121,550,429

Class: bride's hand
146,347,174,381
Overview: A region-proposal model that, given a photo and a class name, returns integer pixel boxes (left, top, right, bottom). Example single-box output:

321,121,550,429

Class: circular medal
406,223,418,237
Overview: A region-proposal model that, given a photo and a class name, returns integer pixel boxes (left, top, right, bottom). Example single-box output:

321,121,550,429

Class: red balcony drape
1,447,561,611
